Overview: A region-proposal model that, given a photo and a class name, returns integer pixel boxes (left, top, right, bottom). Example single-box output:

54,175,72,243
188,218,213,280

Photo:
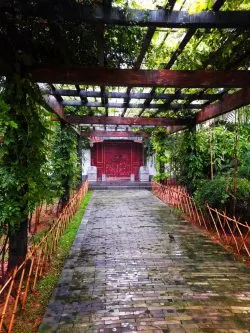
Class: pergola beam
140,0,227,117
195,88,250,124
96,20,108,117
44,89,222,101
61,101,203,109
122,1,177,118
182,37,250,110
122,27,156,117
75,84,87,105
161,0,226,71
31,6,250,29
65,115,190,126
213,0,226,11
140,29,196,115
43,95,66,122
31,68,250,87
81,131,149,138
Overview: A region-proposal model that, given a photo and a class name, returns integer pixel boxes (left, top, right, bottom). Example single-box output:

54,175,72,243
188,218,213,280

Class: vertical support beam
76,84,87,105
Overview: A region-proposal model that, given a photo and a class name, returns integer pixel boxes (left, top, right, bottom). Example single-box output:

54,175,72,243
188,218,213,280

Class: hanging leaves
188,0,214,14
0,76,51,232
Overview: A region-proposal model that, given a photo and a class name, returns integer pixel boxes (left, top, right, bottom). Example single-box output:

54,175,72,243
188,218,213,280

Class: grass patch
30,229,48,244
170,206,183,218
13,190,92,333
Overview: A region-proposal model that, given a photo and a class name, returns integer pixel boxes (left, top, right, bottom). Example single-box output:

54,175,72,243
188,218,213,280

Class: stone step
89,181,152,190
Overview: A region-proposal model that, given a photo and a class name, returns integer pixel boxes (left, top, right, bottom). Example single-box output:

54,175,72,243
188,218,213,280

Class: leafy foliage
169,123,250,191
150,128,170,181
188,0,214,14
50,123,80,207
169,129,204,191
0,76,50,232
105,26,145,68
194,176,250,221
238,148,250,180
0,1,145,70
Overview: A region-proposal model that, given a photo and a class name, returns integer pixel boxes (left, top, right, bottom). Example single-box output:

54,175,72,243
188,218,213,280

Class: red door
105,142,132,178
91,141,143,180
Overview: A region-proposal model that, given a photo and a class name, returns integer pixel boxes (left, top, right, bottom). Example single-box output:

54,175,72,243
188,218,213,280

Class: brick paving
39,190,250,333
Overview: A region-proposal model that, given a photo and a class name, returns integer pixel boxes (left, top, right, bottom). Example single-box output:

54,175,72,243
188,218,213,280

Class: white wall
82,149,91,176
146,154,156,176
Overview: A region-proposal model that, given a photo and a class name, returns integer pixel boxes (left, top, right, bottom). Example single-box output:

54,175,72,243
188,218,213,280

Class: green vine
0,76,50,232
150,128,170,182
50,123,80,210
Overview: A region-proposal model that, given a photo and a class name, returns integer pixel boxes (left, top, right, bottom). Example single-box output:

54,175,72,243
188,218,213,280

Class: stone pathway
40,190,250,333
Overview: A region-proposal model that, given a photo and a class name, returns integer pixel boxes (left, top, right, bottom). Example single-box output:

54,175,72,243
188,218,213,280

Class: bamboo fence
152,181,250,260
0,180,88,332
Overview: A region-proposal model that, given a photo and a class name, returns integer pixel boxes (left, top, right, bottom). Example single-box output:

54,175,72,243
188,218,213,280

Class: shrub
238,148,250,180
153,173,170,183
194,176,250,221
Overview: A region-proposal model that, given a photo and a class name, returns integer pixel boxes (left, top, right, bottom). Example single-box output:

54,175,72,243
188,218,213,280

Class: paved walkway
40,190,250,333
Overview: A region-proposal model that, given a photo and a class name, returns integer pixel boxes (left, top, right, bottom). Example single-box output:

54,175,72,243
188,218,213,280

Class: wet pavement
40,190,250,333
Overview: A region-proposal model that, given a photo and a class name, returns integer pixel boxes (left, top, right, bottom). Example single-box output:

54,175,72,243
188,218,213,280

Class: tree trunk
8,217,28,271
61,178,70,208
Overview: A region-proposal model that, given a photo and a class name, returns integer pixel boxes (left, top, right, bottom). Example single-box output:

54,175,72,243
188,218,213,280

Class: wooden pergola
1,0,250,137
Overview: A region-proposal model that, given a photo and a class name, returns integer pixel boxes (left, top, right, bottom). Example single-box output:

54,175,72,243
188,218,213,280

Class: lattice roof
0,0,250,134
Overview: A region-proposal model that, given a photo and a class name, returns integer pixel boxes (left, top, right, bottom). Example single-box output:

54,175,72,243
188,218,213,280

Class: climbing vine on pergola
0,0,250,269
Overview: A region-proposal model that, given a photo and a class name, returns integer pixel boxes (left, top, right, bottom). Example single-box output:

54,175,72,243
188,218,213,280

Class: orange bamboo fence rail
0,180,89,333
152,181,250,260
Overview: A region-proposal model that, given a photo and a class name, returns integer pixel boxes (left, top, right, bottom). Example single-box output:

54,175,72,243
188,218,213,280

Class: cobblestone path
40,190,250,333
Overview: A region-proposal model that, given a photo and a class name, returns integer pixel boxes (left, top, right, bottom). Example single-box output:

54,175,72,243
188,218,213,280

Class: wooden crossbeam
65,115,190,126
33,6,250,29
62,101,203,109
123,1,179,118
195,88,250,124
43,95,66,121
31,68,250,87
45,89,221,101
122,1,177,118
213,0,226,11
160,87,250,133
75,84,87,105
134,27,156,70
140,30,195,115
161,0,225,71
96,20,108,117
181,33,249,111
122,26,156,117
81,131,149,138
140,0,227,117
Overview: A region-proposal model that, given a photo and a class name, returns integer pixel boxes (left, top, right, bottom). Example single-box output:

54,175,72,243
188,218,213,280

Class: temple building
82,129,156,182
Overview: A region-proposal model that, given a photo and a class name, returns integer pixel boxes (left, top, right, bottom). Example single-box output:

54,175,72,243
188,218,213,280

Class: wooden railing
152,181,250,260
0,180,88,332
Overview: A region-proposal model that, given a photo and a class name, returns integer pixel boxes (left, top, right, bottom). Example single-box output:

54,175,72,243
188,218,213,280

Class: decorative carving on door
105,143,131,177
91,141,143,180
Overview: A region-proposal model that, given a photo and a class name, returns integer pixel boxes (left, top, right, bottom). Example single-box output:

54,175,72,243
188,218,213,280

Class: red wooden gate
91,141,143,180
